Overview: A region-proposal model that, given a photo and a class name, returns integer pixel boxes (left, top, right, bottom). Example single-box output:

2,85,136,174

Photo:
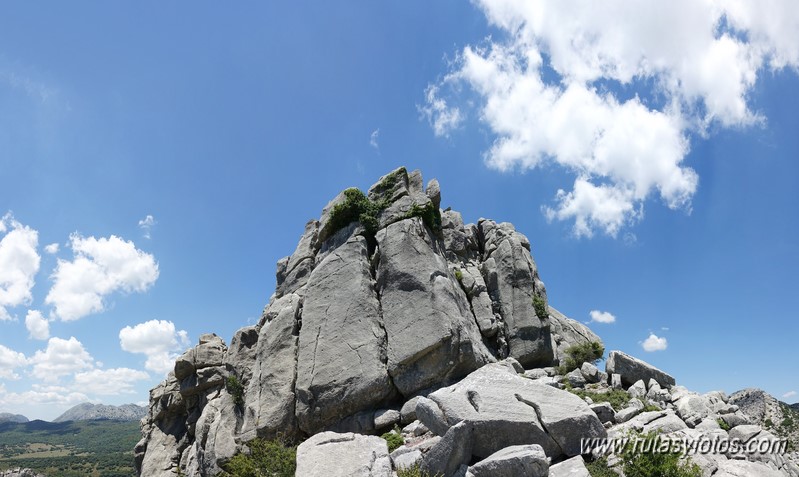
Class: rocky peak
135,167,605,476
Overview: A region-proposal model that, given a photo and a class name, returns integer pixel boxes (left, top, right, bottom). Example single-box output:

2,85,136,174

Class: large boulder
549,456,591,477
416,362,606,459
295,431,392,477
606,350,675,388
466,444,549,477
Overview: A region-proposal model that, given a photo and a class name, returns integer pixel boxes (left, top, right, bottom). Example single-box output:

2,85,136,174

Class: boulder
566,368,587,388
295,432,392,477
467,444,549,477
400,396,421,424
628,379,647,399
590,402,616,424
606,351,675,388
580,362,601,384
420,421,474,477
416,363,606,459
374,409,401,430
295,235,395,434
549,455,591,477
715,459,785,477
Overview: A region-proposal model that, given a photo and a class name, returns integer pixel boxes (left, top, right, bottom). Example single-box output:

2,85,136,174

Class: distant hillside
0,419,139,476
53,403,146,423
0,413,28,424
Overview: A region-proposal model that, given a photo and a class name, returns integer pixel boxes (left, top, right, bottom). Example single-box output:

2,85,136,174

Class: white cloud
138,215,156,239
46,234,159,321
0,214,40,320
72,368,150,395
783,390,797,399
0,386,89,407
369,129,380,150
642,333,669,352
419,84,462,137
25,309,49,340
119,319,189,374
44,243,60,254
425,0,799,236
589,310,616,324
30,336,94,382
0,344,28,380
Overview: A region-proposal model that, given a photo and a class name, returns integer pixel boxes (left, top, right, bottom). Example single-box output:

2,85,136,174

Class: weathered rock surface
606,350,676,388
0,469,46,477
295,431,392,477
467,444,549,477
135,167,798,477
549,306,602,366
416,362,606,459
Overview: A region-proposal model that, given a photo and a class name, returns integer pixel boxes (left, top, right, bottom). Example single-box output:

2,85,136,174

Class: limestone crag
136,167,797,476
137,168,580,476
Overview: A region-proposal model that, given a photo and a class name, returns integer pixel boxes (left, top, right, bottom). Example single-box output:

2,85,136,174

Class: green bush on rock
558,341,605,375
221,437,297,477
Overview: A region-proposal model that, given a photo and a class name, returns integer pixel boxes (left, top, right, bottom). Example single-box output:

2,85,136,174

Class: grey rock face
417,362,606,459
467,444,549,477
549,306,603,366
240,293,301,441
137,168,569,475
296,431,392,477
479,220,554,367
295,235,394,434
377,217,493,396
606,350,675,388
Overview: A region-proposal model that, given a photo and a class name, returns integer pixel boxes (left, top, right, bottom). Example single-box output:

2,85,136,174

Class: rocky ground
133,167,799,477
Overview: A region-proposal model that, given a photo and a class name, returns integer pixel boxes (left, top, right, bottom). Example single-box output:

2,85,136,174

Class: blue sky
0,2,797,420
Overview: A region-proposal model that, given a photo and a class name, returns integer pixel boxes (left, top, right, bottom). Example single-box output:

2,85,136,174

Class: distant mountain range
53,403,147,423
0,413,28,424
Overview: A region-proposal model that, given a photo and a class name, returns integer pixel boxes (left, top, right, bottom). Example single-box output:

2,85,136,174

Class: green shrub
620,432,702,477
532,295,548,319
569,388,631,411
221,437,297,477
558,341,605,375
585,457,618,477
454,268,463,282
396,464,442,477
380,430,404,452
642,403,662,413
404,202,442,233
717,418,731,431
764,418,774,428
226,375,244,406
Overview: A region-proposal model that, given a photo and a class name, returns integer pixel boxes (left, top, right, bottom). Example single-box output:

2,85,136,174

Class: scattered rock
295,431,392,477
606,350,675,388
467,444,549,477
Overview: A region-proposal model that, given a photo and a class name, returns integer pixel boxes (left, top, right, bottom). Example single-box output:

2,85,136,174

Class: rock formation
135,167,799,476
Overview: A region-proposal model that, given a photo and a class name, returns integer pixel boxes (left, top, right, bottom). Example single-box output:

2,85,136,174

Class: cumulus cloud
589,310,616,324
0,214,40,320
424,0,799,236
25,309,49,340
138,215,156,239
642,333,669,352
72,368,150,395
119,319,189,374
44,243,60,254
30,336,95,382
783,390,797,399
0,344,28,380
0,385,88,408
46,234,159,321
